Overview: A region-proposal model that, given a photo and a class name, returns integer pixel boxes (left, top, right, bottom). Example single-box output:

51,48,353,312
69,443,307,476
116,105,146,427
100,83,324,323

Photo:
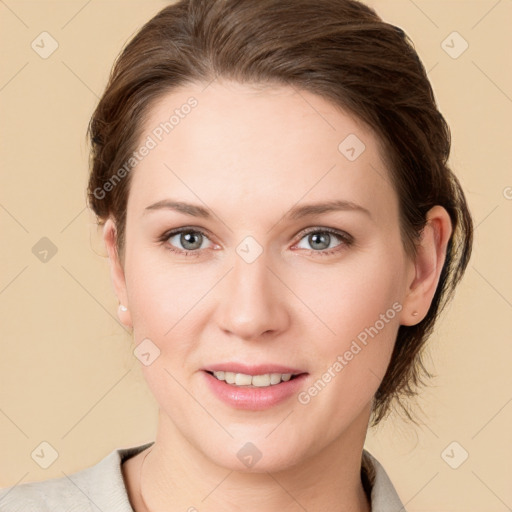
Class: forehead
127,80,398,226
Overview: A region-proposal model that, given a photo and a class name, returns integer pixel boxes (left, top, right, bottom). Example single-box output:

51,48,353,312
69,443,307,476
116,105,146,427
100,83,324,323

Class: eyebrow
143,198,372,220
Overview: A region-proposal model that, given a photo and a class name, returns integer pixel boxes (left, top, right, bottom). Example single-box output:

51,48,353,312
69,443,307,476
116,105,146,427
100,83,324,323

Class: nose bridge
217,244,287,339
232,246,271,296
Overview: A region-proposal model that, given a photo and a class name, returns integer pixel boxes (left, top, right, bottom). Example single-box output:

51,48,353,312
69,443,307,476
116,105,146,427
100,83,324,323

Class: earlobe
103,218,133,329
400,206,453,326
117,303,132,328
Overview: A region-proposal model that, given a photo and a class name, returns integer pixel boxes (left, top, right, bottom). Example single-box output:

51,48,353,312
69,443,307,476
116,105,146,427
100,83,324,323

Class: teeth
235,373,252,386
269,373,282,385
212,371,295,387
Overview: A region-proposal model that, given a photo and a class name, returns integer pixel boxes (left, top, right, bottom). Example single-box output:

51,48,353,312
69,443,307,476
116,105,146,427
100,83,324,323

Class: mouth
205,370,304,388
201,365,309,410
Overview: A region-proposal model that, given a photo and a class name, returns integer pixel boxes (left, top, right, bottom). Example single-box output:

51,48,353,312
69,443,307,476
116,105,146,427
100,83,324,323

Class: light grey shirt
0,442,406,511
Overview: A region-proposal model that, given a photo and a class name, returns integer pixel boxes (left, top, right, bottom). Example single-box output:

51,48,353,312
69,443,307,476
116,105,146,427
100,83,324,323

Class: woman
0,0,473,510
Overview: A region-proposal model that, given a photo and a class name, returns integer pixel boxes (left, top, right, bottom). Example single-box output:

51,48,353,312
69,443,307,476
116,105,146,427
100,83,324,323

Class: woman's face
109,80,417,471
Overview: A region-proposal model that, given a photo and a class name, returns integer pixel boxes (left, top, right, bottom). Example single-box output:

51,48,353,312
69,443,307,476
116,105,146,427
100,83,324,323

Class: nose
215,250,290,341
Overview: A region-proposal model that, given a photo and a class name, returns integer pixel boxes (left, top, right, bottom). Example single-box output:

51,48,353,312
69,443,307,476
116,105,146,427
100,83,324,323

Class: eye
159,227,214,256
293,227,353,256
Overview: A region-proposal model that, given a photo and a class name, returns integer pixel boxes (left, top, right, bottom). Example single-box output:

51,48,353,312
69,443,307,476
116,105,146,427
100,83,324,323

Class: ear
400,206,453,326
103,218,133,328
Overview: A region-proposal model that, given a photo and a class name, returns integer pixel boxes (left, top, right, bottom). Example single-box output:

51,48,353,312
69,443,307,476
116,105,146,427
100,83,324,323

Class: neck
135,409,372,512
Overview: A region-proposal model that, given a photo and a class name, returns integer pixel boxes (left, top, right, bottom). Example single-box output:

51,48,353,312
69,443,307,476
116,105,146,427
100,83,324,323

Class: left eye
294,229,351,253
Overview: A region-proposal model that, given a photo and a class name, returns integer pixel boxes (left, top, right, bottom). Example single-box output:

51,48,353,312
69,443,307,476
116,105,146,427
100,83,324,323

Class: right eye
159,227,215,256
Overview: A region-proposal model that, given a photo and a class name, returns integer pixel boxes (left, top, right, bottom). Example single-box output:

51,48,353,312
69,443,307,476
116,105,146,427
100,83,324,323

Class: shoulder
0,474,76,512
0,442,154,512
362,448,407,511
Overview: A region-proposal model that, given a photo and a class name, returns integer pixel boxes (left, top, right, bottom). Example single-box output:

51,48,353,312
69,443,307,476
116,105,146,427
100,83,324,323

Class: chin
197,435,307,474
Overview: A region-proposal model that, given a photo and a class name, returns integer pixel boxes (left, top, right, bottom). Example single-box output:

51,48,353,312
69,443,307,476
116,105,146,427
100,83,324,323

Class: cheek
124,243,207,334
295,249,403,400
294,247,404,344
294,296,400,443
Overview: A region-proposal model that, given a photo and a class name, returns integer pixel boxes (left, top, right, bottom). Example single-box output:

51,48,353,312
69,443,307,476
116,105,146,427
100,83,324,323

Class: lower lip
202,371,308,411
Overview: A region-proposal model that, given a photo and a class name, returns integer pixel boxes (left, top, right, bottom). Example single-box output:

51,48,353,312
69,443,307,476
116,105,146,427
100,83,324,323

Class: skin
103,79,452,512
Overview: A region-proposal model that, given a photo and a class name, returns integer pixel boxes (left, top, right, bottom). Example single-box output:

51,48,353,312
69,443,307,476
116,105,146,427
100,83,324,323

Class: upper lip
202,363,307,375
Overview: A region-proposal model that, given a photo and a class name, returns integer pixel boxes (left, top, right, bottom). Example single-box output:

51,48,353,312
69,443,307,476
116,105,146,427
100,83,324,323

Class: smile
208,370,299,387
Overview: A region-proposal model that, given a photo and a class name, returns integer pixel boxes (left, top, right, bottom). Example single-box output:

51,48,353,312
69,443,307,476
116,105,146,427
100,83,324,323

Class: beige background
1,0,511,510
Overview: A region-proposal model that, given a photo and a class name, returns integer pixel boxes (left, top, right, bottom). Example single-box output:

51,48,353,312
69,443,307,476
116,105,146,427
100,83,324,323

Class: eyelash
157,226,354,258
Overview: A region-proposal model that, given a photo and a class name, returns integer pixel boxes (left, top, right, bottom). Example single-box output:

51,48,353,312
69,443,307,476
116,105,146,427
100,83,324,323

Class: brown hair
87,0,473,425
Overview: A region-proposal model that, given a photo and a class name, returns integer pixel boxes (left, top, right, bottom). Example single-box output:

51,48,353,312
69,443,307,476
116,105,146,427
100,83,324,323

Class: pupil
311,233,329,250
182,232,201,250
